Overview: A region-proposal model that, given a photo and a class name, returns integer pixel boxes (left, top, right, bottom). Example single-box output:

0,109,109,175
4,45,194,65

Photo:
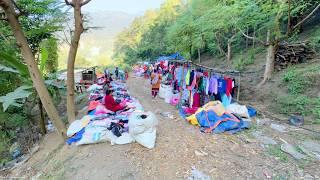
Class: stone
270,123,287,133
280,143,306,160
252,132,277,145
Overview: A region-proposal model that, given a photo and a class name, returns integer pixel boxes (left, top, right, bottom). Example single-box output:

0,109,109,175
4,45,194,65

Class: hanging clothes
189,70,195,85
192,92,201,108
209,76,218,95
225,77,233,96
218,78,226,93
205,77,210,95
185,70,191,86
221,93,232,107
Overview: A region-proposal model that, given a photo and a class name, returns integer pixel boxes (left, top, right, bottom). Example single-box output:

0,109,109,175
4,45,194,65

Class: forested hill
58,11,136,69
113,0,320,67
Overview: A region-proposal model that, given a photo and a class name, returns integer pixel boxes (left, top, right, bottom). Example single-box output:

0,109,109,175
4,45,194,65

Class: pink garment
95,105,113,115
192,93,201,108
184,107,199,114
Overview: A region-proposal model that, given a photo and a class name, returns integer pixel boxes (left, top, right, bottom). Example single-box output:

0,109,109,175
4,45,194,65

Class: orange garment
151,73,162,89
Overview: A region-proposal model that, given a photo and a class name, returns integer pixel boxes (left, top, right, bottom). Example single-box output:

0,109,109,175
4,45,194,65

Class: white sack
128,111,158,149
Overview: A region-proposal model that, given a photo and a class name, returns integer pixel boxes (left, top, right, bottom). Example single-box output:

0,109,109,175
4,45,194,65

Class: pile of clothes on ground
179,101,256,134
66,80,158,149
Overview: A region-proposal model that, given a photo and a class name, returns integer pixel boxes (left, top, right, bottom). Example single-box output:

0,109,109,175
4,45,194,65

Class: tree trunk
1,0,66,138
38,98,47,135
264,44,276,80
259,30,275,86
66,2,84,123
198,48,201,63
215,32,227,56
246,27,249,49
227,40,232,61
253,27,255,48
287,0,291,36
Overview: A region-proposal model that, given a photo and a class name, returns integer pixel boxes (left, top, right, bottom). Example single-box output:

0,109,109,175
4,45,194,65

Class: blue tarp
156,53,185,62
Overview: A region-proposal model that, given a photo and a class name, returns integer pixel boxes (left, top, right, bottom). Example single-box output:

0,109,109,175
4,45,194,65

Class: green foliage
233,49,256,71
0,108,28,164
274,65,320,122
0,86,33,111
282,65,320,95
267,145,288,163
113,0,319,67
0,52,29,78
272,95,320,124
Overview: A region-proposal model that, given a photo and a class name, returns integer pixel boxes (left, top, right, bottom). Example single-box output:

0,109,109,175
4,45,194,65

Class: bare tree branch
239,28,266,45
62,30,71,45
293,3,320,30
64,0,74,7
81,0,92,7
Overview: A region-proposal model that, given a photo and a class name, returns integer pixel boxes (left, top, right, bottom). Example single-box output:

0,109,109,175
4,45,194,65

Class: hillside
197,26,320,125
58,11,137,69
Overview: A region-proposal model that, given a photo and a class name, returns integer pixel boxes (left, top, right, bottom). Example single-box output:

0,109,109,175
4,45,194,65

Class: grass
271,65,320,124
267,145,289,163
233,47,261,71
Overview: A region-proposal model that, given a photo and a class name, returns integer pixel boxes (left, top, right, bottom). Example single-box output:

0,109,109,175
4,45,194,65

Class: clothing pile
67,78,158,149
151,61,256,134
179,101,255,134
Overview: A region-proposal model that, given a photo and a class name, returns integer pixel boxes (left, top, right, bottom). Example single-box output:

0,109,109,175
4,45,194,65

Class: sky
84,0,165,14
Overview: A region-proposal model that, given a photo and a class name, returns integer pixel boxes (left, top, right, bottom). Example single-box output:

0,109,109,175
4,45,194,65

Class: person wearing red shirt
104,89,125,112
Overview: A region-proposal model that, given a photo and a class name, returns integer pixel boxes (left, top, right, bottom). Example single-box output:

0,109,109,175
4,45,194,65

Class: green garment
185,70,191,86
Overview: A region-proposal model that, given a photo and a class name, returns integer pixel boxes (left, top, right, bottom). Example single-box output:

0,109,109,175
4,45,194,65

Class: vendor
104,89,126,112
150,69,162,99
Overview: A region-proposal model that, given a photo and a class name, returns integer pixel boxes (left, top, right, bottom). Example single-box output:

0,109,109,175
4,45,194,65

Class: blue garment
221,93,232,107
196,110,249,134
182,89,189,100
248,106,257,117
218,78,226,93
66,128,85,145
176,67,183,84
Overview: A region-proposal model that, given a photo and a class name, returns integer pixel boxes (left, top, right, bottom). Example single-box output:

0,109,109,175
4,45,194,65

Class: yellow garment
202,101,225,116
186,108,204,126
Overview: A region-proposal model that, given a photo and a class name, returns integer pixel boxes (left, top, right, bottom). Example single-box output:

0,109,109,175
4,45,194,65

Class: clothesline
164,60,241,101
189,62,241,101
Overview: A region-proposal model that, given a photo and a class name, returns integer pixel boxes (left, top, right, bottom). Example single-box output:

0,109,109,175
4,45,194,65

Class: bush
233,49,255,71
272,95,320,124
0,108,28,164
282,67,319,95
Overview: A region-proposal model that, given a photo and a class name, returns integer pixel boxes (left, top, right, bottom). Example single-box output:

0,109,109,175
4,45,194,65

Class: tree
0,0,66,138
64,0,91,123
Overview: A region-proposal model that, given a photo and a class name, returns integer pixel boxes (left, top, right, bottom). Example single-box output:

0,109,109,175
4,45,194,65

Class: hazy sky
84,0,165,14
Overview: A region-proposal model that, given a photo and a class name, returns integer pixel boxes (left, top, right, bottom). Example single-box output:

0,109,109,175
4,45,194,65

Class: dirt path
4,75,320,179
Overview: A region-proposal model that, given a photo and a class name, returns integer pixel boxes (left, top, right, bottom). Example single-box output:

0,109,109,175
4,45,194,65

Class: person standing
150,69,162,99
115,67,119,80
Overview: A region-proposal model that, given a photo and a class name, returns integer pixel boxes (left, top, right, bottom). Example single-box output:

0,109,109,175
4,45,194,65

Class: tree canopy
113,0,320,64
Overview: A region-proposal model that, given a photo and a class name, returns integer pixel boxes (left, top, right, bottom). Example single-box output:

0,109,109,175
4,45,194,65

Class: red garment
104,94,124,112
203,71,209,77
225,77,233,96
192,93,201,108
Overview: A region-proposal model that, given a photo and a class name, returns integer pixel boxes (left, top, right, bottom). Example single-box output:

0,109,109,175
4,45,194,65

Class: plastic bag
128,111,158,149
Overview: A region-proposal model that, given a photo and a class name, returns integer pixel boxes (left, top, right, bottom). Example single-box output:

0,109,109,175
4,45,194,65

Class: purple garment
209,76,218,95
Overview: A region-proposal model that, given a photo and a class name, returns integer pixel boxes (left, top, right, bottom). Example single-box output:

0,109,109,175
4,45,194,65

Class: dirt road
5,75,319,179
